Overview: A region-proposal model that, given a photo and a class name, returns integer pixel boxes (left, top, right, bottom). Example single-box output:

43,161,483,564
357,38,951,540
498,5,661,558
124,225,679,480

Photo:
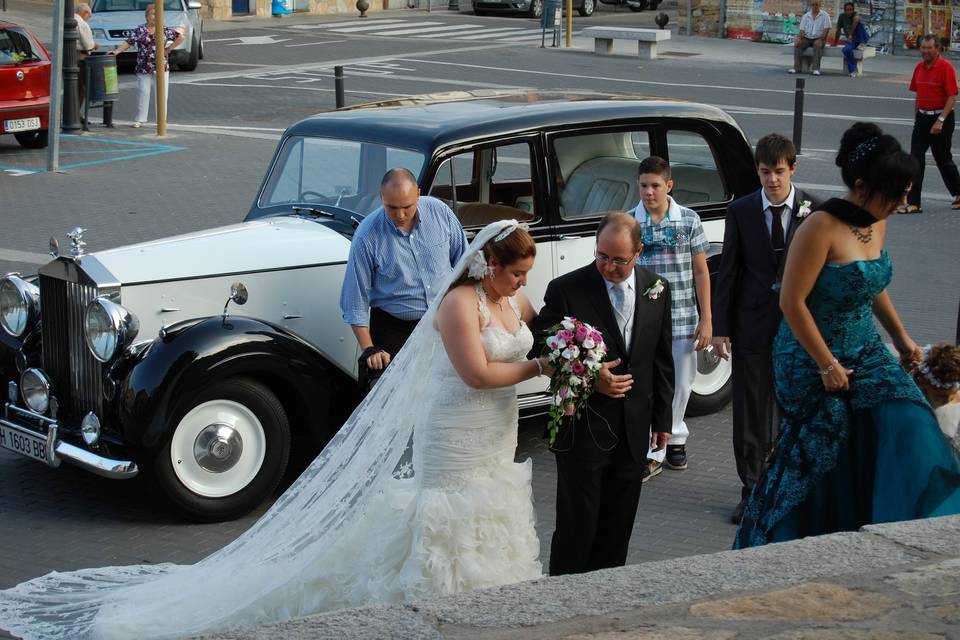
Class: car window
0,27,44,65
259,136,425,215
553,129,652,221
429,142,537,228
666,130,726,206
92,0,182,11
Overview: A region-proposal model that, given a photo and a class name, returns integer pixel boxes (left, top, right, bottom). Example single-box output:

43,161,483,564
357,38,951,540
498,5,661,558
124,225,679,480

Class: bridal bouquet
542,317,608,445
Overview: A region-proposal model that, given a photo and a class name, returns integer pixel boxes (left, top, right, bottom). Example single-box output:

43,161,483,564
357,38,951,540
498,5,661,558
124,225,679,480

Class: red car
0,20,50,149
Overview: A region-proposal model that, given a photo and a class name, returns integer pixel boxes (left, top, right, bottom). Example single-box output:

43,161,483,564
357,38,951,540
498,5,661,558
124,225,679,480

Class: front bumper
1,398,137,479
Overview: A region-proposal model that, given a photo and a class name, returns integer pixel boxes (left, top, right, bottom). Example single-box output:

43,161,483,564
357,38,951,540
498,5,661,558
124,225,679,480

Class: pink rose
557,329,574,342
571,360,586,375
574,324,589,342
563,402,576,416
589,331,602,344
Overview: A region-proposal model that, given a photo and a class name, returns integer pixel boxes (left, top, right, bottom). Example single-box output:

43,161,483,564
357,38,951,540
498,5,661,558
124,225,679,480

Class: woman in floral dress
109,4,184,128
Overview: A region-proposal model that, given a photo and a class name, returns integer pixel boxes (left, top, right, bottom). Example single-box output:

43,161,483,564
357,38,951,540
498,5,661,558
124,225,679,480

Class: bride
0,220,552,640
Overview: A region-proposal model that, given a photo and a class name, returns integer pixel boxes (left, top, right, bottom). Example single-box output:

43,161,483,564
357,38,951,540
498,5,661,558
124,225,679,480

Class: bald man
340,168,467,387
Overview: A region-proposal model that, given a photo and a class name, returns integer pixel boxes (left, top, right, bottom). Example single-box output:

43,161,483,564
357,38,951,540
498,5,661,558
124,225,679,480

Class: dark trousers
360,307,418,389
909,110,960,206
731,349,781,498
549,442,644,576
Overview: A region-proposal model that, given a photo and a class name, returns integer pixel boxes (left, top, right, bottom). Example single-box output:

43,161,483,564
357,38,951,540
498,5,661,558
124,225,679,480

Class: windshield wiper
291,205,364,229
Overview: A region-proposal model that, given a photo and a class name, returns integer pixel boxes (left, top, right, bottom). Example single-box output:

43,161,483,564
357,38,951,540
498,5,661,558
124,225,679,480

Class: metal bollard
103,101,114,128
792,78,804,155
334,65,345,109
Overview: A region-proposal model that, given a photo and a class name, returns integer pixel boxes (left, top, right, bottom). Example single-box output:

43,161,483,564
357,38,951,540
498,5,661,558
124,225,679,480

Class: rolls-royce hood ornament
66,227,87,259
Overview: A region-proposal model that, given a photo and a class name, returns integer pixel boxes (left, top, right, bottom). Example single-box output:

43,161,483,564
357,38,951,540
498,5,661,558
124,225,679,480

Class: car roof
283,90,743,153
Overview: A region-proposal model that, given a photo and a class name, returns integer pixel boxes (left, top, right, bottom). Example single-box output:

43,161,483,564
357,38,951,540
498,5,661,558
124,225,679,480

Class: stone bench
799,44,877,75
580,27,671,60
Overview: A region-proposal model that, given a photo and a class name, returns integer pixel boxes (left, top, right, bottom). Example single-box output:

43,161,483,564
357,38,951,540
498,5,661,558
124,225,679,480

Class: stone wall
677,0,722,37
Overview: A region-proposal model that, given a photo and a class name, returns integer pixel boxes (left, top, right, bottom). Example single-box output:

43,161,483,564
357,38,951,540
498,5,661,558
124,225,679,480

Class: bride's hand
537,356,555,377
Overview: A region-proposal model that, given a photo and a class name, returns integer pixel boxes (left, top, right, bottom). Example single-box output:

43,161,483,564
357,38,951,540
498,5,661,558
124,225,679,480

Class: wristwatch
938,115,946,122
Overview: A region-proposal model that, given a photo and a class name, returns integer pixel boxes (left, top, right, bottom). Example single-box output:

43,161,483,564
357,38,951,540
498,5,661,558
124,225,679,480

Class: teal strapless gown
734,250,960,548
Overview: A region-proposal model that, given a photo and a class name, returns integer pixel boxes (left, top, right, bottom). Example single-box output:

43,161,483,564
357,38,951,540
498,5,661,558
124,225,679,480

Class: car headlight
0,275,40,338
92,28,107,39
20,368,51,415
84,298,140,363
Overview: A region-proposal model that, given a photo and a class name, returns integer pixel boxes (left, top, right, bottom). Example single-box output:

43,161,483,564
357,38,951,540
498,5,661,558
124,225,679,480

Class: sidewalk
201,516,960,640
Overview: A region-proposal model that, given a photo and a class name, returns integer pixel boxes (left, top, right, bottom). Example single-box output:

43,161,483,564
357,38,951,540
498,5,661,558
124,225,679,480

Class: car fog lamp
84,298,140,363
20,368,51,415
0,275,40,338
81,412,101,446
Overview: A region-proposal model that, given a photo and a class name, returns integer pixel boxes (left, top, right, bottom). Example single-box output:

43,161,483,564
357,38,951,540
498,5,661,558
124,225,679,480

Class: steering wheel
299,191,334,203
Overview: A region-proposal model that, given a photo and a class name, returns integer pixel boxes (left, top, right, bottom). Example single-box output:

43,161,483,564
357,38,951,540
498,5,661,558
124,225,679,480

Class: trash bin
85,53,119,105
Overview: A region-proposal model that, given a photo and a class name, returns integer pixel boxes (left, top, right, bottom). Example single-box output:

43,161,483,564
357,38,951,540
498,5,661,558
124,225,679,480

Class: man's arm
711,203,741,359
650,283,675,447
340,236,389,369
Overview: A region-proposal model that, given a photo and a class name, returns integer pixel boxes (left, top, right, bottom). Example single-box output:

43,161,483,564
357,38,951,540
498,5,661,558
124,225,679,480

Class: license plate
0,422,47,463
3,117,41,134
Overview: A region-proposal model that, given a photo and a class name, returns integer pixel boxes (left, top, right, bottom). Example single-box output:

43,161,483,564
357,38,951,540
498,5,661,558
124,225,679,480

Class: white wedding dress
0,221,542,640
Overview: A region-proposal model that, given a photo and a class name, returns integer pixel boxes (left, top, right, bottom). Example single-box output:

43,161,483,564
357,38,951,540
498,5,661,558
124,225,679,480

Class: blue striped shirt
340,196,467,326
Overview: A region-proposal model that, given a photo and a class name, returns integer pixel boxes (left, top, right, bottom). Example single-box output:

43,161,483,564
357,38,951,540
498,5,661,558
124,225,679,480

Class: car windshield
259,135,426,216
0,27,43,64
92,0,182,12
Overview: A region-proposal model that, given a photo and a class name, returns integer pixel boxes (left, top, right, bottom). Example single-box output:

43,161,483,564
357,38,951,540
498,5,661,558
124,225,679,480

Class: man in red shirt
905,34,960,213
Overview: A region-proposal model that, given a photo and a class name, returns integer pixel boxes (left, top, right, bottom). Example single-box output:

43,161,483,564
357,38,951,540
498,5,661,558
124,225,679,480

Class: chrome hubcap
194,424,243,473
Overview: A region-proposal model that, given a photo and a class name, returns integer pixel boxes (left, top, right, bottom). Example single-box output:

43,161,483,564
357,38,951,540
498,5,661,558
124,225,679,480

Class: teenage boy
711,133,818,523
631,156,711,481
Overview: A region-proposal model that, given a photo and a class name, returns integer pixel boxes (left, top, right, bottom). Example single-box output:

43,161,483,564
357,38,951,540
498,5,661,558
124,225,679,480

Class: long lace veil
0,219,521,640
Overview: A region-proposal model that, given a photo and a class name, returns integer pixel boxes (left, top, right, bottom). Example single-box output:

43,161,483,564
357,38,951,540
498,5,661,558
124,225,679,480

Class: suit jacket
530,263,675,463
712,188,817,353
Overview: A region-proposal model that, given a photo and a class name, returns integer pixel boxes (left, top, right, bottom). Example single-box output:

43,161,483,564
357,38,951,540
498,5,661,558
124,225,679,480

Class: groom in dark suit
711,133,818,523
532,212,675,576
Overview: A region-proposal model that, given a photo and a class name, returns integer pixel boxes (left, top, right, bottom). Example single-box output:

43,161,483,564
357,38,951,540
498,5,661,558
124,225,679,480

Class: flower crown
917,344,960,391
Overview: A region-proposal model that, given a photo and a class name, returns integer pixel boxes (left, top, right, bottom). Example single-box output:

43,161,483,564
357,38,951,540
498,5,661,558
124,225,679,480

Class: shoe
641,459,662,483
951,196,960,210
812,69,821,76
664,444,687,470
849,72,857,78
731,498,746,524
787,68,797,74
131,121,142,128
897,204,922,214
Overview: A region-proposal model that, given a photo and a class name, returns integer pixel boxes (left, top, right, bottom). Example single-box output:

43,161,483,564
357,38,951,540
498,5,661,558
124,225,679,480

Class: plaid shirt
631,196,709,340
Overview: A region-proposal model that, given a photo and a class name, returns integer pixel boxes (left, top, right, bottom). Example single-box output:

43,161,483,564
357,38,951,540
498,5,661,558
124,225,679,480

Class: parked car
88,0,203,71
0,20,50,149
474,0,595,18
0,91,758,521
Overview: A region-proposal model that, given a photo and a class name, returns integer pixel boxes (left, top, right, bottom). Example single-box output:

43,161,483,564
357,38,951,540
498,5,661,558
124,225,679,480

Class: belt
918,109,944,115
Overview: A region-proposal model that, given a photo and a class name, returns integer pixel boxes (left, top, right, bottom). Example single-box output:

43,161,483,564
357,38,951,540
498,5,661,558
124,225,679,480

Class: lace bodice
476,282,534,362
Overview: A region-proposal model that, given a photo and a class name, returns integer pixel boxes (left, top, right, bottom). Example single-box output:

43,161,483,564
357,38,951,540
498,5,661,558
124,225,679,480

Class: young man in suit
711,133,818,524
532,212,675,576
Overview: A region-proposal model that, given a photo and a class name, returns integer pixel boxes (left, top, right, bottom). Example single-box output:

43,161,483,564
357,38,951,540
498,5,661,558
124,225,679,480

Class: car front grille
40,275,104,421
107,29,134,39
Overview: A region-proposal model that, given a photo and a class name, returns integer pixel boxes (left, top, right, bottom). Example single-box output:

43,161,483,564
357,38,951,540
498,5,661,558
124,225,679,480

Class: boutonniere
796,200,812,219
643,279,665,300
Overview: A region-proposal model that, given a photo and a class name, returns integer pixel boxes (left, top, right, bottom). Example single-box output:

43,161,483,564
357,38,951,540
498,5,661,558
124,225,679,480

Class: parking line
285,39,349,47
454,28,536,39
289,19,405,29
370,23,484,36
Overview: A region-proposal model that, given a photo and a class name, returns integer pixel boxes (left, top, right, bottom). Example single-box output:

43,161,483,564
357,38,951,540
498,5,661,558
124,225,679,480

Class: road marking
226,35,292,45
368,23,485,36
403,58,916,103
285,39,349,47
452,27,535,39
0,249,49,265
330,21,442,33
796,181,952,200
288,19,406,29
191,81,411,97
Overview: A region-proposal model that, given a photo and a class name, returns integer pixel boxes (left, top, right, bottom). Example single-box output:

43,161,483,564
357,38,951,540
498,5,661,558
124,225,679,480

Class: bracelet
534,358,544,376
818,357,840,376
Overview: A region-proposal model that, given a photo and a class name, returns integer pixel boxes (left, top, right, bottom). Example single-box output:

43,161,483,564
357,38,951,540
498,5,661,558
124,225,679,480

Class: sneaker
641,459,662,483
849,72,857,78
813,69,821,76
131,121,142,128
665,444,687,470
787,68,797,74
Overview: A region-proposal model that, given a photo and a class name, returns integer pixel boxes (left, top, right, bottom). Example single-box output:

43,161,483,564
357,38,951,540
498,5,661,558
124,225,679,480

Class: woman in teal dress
735,122,960,548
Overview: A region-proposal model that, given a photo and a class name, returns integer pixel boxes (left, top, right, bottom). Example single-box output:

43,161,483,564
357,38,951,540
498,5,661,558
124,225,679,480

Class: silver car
88,0,203,71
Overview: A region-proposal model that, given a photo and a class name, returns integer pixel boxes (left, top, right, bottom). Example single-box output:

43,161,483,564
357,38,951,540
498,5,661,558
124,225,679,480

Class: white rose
582,338,595,349
561,318,575,330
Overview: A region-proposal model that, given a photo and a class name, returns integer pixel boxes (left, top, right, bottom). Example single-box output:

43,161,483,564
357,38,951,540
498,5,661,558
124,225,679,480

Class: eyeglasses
594,250,635,267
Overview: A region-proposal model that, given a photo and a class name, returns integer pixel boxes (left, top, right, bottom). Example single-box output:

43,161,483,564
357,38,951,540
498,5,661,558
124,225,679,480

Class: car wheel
179,35,200,71
154,378,290,521
528,0,543,18
578,0,594,16
686,348,733,417
198,33,204,59
14,129,48,149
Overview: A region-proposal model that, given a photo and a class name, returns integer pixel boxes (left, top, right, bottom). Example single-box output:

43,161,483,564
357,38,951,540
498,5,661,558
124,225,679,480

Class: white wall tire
686,348,733,417
155,378,290,522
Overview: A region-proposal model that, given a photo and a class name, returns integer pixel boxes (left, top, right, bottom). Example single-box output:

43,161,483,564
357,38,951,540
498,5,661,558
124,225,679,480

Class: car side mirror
187,0,202,9
222,282,248,319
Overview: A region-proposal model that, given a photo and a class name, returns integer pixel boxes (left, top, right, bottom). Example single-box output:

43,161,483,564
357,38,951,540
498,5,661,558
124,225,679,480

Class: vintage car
0,91,758,521
89,0,203,71
0,20,50,149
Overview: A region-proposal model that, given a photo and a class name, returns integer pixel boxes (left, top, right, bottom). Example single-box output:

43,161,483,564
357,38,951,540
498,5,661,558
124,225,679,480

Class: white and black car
0,91,758,521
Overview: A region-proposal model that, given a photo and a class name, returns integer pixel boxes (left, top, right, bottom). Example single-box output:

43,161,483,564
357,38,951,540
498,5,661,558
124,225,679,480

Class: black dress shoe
731,498,746,524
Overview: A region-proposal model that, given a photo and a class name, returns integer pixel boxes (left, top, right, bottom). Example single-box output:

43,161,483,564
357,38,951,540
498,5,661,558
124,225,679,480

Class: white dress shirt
605,277,635,347
799,10,831,39
760,184,796,239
